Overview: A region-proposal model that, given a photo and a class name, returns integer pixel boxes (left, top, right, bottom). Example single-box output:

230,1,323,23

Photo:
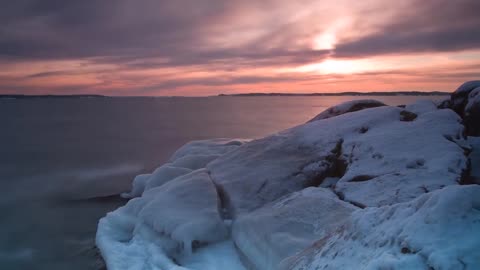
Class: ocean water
0,95,445,269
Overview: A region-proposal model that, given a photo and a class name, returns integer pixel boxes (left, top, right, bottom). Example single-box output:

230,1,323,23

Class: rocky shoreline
96,81,480,270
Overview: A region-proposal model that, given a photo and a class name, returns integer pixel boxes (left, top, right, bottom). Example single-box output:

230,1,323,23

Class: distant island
0,92,451,99
219,91,451,96
0,94,107,99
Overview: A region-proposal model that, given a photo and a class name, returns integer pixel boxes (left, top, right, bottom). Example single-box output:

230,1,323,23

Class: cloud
334,0,480,57
0,0,479,95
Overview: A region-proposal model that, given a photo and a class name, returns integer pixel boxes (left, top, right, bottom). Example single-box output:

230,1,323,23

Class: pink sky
0,0,479,96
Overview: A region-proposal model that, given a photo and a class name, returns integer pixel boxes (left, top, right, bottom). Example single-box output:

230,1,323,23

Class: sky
0,0,479,96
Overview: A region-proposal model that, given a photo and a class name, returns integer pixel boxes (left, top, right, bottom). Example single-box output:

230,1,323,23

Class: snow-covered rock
450,80,480,136
308,99,385,122
404,99,437,115
465,87,480,136
451,80,480,115
286,185,480,270
208,105,467,213
232,187,356,270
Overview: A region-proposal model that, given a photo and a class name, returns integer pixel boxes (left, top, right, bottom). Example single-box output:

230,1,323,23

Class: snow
307,99,385,122
97,92,478,270
286,185,480,270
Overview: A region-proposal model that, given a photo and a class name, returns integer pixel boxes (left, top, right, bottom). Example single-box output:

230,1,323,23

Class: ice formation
97,82,480,270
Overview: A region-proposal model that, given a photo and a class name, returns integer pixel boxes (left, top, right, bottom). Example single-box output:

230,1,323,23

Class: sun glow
295,59,375,74
313,32,336,50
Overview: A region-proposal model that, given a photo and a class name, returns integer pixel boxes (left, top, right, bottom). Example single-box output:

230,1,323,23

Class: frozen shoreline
96,81,480,270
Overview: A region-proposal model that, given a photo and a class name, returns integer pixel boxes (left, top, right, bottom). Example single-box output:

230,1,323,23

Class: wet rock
308,99,386,122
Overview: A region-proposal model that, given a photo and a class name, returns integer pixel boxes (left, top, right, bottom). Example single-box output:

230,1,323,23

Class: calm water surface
0,96,444,269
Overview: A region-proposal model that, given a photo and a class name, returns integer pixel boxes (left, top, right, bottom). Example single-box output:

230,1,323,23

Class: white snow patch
287,185,480,270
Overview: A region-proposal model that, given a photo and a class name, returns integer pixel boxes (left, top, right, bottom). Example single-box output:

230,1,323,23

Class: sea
0,95,446,269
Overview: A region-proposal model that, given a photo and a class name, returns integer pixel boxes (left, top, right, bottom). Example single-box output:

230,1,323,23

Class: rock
450,80,480,116
468,137,480,184
307,99,386,122
450,80,480,136
465,87,480,136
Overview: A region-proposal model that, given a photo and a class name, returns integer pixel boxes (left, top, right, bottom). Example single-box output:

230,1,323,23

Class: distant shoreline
0,91,451,99
218,91,450,97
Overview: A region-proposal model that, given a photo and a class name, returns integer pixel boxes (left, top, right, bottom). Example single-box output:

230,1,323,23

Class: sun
312,32,336,50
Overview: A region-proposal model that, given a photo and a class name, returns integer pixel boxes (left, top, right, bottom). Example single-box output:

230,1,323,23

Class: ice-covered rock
208,105,467,213
232,187,356,270
307,99,385,122
122,139,247,198
286,185,480,270
97,87,478,270
97,169,229,270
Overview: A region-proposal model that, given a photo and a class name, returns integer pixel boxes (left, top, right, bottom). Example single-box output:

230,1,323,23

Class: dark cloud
2,0,478,65
334,0,480,57
0,0,224,58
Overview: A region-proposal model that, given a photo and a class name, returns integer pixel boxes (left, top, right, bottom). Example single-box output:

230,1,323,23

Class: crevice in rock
207,170,234,219
458,158,473,185
399,110,418,121
303,139,347,188
331,189,366,209
348,175,375,182
359,126,369,134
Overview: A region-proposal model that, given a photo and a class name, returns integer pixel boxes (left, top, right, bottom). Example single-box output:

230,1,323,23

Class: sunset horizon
1,0,479,96
1,1,480,269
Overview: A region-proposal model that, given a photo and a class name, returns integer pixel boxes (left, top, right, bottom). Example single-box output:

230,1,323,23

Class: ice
232,187,356,270
97,169,228,270
286,185,480,270
307,99,386,122
122,139,247,198
178,241,246,270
